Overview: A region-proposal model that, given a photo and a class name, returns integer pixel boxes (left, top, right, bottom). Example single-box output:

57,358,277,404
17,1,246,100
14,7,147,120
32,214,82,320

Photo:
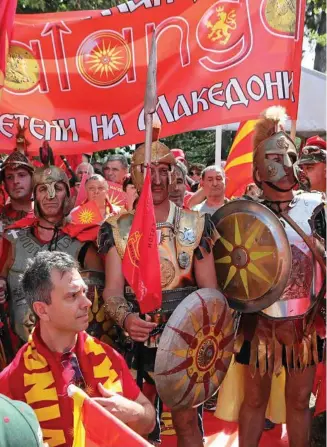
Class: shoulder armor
105,209,134,258
177,208,205,250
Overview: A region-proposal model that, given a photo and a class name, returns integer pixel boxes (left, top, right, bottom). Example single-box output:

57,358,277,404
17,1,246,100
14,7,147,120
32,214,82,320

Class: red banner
0,0,305,154
0,0,17,100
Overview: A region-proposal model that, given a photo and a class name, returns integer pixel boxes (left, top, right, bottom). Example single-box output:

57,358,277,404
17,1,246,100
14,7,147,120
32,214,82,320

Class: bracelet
103,296,133,328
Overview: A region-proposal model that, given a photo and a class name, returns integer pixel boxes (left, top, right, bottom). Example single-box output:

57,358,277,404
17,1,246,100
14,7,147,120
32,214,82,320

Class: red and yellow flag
69,385,151,447
225,120,258,198
63,200,103,241
122,168,162,314
0,0,17,100
107,181,128,209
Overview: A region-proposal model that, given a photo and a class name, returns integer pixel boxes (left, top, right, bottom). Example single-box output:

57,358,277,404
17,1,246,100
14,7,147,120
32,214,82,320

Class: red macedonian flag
225,120,259,199
69,385,152,447
63,200,103,241
122,167,162,314
0,0,17,100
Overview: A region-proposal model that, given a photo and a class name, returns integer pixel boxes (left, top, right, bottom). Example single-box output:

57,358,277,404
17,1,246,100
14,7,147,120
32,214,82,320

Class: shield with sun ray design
211,199,292,313
154,288,234,410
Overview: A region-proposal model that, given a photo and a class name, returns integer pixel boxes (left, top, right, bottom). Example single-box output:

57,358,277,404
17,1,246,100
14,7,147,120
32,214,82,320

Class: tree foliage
305,0,326,72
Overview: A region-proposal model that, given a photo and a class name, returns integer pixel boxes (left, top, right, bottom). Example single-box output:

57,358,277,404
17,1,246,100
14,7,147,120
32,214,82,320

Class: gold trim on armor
103,296,131,328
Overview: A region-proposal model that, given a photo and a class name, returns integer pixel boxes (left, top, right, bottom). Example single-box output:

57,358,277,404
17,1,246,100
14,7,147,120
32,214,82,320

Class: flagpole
136,31,157,390
144,32,157,166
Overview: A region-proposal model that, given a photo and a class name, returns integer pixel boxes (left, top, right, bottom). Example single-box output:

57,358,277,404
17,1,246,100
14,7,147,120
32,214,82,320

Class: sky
302,37,315,69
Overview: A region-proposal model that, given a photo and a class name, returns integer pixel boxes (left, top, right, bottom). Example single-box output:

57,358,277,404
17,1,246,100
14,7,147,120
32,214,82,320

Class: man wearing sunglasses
0,251,155,447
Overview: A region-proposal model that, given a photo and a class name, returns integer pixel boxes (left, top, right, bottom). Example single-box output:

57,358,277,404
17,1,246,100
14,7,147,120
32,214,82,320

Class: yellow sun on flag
215,215,277,299
86,41,123,78
78,208,95,224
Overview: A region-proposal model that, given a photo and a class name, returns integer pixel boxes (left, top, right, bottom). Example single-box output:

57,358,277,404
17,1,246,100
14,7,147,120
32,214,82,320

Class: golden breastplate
108,202,205,290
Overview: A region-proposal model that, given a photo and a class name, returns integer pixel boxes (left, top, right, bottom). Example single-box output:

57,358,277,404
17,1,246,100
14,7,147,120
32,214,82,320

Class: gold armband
103,296,133,328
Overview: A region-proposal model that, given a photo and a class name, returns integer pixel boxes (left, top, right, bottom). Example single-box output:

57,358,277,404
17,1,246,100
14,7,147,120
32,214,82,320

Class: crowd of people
0,106,325,447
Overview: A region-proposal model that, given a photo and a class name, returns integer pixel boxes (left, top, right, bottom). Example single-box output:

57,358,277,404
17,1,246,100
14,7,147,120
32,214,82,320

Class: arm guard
103,295,133,328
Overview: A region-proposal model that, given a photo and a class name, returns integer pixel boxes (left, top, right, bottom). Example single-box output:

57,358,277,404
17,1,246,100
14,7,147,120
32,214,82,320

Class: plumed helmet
1,151,34,181
253,106,297,187
33,166,71,218
131,122,176,191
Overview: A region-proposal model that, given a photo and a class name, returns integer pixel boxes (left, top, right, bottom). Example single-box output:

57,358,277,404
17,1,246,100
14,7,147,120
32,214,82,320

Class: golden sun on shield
77,209,95,224
215,215,277,299
86,42,123,79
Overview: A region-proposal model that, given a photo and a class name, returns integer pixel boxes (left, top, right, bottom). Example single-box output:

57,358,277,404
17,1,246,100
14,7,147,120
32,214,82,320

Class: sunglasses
61,352,86,391
189,171,200,176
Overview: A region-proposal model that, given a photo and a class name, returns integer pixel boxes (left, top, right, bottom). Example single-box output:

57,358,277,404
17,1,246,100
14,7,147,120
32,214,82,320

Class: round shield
154,288,234,410
211,200,291,313
81,270,120,350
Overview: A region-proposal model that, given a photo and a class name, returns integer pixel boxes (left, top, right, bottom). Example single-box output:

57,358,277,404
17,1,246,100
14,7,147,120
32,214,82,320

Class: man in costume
0,165,103,344
0,251,155,447
98,140,219,447
0,152,34,227
233,107,325,447
298,135,326,193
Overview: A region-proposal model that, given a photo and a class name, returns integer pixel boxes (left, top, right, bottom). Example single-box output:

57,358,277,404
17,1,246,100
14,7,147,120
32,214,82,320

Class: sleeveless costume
99,201,218,369
235,191,325,375
215,106,326,424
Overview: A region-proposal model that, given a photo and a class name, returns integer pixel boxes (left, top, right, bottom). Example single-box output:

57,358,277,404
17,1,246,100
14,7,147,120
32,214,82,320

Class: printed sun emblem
108,191,125,207
77,31,131,87
86,42,123,79
157,292,234,406
215,215,277,300
78,208,95,224
85,383,94,396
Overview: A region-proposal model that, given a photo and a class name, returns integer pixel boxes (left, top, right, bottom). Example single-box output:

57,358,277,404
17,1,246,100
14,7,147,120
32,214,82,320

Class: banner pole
215,125,222,167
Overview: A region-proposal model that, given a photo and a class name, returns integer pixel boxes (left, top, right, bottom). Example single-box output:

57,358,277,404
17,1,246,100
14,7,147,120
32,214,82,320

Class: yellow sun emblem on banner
77,208,95,224
86,41,123,79
77,31,131,87
215,215,277,300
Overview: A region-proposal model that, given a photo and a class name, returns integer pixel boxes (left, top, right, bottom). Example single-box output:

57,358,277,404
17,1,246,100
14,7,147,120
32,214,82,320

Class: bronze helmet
1,151,34,182
252,106,297,188
33,166,71,218
131,124,176,191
